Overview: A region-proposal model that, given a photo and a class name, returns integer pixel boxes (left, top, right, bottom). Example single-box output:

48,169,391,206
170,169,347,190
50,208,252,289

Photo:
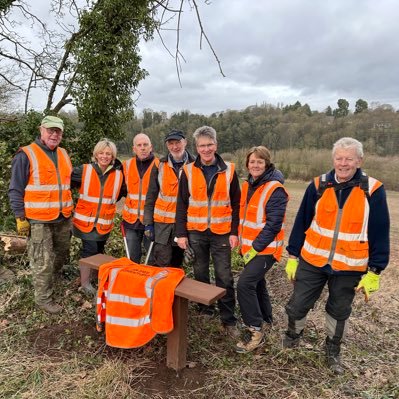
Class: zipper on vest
94,172,106,226
327,190,343,265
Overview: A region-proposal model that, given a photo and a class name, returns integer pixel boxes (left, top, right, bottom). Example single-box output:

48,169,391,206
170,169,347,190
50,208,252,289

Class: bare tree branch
0,72,24,91
192,0,225,77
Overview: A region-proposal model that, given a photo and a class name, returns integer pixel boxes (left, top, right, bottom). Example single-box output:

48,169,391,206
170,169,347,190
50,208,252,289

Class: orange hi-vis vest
122,157,159,224
239,180,287,261
153,159,185,224
301,175,383,272
184,162,234,234
22,142,73,221
96,257,185,348
73,164,123,235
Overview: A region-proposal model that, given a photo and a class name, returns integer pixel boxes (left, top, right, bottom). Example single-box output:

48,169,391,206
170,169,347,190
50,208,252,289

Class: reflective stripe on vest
239,180,287,261
122,157,159,224
300,175,382,272
22,143,73,221
153,160,181,223
184,162,233,234
73,164,122,235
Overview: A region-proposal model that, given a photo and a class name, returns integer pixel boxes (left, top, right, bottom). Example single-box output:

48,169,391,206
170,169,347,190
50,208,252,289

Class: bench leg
166,296,188,371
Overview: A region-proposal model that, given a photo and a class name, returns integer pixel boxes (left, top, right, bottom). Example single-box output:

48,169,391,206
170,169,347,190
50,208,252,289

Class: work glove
243,247,258,265
285,258,299,281
356,271,380,302
144,224,155,241
183,245,196,266
16,217,30,237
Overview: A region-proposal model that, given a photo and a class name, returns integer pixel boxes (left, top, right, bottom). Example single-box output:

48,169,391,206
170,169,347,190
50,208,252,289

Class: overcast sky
135,0,399,115
6,0,399,116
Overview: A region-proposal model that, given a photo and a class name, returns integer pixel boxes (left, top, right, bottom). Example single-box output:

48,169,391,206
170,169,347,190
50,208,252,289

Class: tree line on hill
120,99,399,159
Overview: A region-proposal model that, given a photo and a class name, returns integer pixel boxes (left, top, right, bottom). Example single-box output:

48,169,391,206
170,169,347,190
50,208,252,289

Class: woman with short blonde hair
71,138,125,295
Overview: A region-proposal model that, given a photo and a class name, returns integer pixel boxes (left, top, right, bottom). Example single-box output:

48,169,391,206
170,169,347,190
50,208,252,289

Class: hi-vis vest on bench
96,258,185,348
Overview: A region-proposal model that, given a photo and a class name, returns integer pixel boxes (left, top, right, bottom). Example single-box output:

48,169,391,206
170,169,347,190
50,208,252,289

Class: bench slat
79,254,226,305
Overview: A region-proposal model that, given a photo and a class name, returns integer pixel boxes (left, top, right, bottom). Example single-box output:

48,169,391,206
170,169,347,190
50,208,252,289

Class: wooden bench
79,254,226,371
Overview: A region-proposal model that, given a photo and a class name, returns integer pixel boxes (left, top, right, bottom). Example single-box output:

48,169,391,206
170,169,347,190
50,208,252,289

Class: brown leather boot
37,301,62,314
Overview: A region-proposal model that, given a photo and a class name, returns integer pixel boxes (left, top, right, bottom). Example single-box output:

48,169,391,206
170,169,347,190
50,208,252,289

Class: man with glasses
176,126,241,338
9,115,73,314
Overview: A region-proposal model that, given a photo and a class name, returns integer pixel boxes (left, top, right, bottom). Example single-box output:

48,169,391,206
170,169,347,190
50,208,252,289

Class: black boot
282,330,302,348
325,337,344,375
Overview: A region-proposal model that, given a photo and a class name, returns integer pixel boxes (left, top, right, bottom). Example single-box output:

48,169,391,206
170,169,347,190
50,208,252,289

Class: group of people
8,115,390,374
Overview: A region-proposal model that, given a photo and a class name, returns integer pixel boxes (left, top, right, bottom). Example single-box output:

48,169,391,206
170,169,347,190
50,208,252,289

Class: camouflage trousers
28,219,71,305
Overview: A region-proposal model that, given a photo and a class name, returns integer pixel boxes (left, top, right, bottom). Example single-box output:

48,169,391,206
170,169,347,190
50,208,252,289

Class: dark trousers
125,229,153,264
189,230,236,325
154,242,184,267
285,258,362,323
81,240,106,258
237,254,275,328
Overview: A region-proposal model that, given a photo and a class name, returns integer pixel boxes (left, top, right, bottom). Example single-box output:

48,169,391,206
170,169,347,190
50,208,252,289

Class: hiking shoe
282,331,302,348
224,324,241,339
235,326,264,353
80,283,97,296
37,301,62,314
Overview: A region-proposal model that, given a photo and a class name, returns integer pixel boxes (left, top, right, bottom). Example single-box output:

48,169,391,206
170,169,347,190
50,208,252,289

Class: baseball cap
41,115,64,131
164,130,185,142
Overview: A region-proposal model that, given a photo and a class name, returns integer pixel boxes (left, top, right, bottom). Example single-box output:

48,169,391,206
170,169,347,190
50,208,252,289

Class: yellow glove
243,247,258,265
356,271,380,302
285,258,298,281
16,217,30,237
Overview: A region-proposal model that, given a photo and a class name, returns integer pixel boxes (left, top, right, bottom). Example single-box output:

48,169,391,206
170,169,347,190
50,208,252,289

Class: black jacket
175,153,241,237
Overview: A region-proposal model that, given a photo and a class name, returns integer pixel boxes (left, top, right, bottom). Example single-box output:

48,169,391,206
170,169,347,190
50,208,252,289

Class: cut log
0,234,28,253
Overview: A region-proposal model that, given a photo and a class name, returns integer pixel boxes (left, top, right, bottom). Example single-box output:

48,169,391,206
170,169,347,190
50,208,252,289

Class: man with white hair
283,137,390,374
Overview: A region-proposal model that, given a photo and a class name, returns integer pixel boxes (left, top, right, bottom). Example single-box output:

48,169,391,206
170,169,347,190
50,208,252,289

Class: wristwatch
368,266,381,275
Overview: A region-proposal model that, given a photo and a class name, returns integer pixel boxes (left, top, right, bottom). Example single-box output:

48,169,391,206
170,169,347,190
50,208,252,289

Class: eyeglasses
197,143,216,150
45,127,63,136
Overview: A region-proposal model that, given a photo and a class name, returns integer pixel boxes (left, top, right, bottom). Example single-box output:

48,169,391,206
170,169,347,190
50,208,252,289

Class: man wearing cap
9,115,73,314
144,130,195,267
122,133,158,263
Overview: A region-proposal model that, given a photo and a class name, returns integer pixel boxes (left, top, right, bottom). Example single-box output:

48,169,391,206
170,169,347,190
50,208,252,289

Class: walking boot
236,326,264,353
325,337,344,375
282,330,302,348
37,301,62,314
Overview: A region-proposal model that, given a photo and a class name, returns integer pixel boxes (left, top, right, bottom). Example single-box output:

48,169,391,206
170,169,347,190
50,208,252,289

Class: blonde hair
246,146,271,168
92,138,117,163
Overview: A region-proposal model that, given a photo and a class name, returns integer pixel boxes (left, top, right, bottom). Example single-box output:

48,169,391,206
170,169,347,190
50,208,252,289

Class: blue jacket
245,166,288,252
287,169,390,273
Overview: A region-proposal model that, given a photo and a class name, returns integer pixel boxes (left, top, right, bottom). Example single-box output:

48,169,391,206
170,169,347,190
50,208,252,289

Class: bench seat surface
79,254,225,305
